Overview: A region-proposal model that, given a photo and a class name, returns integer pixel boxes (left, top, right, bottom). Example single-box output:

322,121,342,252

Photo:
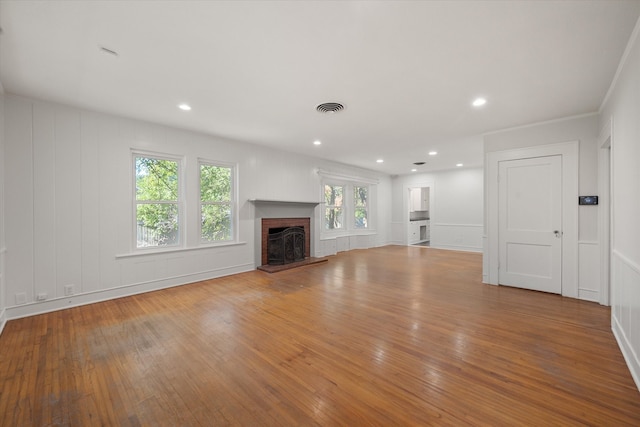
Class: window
354,185,368,229
200,162,235,242
324,184,344,230
134,154,181,248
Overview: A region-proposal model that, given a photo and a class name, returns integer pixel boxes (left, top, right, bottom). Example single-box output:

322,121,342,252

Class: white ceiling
1,1,639,175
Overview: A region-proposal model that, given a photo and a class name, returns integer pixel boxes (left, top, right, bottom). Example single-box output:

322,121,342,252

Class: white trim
115,240,247,259
613,315,640,393
482,112,599,137
486,141,579,298
429,244,483,253
249,199,320,206
612,249,640,278
600,15,640,112
598,119,612,306
317,169,380,184
432,223,482,228
0,308,6,336
4,262,254,321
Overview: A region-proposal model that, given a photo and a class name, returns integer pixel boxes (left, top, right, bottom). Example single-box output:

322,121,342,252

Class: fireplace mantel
249,199,320,206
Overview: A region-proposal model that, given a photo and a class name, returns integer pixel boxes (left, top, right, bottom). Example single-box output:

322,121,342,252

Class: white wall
483,114,600,301
2,94,392,320
600,17,640,391
391,167,484,252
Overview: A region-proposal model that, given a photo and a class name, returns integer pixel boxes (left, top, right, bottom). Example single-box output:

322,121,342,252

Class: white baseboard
578,288,599,302
429,244,483,253
612,313,640,392
0,308,6,336
4,262,254,322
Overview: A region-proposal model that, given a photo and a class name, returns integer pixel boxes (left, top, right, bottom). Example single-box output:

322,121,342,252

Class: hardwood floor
1,246,639,426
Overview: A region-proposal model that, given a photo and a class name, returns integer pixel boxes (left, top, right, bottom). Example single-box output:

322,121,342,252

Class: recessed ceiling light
376,159,384,163
472,97,487,107
411,168,417,172
456,163,464,167
178,103,192,111
428,151,438,156
313,140,322,146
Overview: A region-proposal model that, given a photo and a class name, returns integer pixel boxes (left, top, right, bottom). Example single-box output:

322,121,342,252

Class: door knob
554,230,562,238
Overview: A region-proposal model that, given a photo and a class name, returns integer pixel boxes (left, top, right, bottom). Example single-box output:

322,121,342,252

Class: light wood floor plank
1,246,639,426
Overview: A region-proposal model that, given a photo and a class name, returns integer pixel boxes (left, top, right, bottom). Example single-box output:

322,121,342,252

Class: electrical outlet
64,284,75,296
15,293,27,305
36,292,48,301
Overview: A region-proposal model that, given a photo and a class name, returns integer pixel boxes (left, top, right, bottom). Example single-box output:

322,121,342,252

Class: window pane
325,207,343,230
136,157,178,201
201,204,232,241
355,186,367,207
324,184,343,207
201,164,231,202
136,203,179,247
355,208,368,229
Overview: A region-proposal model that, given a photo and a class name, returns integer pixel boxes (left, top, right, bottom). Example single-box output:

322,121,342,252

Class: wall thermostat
579,196,598,205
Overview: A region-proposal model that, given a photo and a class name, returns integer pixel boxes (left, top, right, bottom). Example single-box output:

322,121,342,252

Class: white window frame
132,150,185,252
320,174,377,238
198,159,238,245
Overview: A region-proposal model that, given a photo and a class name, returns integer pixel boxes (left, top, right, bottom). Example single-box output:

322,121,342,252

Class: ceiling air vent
316,102,344,113
413,162,426,165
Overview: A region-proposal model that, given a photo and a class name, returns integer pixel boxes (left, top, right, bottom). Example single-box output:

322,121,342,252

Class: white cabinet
423,221,430,241
409,221,420,244
410,187,429,211
409,220,430,244
410,188,421,212
422,188,429,211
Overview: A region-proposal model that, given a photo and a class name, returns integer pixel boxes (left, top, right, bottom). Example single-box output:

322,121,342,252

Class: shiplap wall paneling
33,103,57,300
54,107,83,299
5,97,35,304
80,112,101,294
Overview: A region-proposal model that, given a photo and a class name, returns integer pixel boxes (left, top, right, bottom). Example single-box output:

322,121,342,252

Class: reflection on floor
412,241,430,247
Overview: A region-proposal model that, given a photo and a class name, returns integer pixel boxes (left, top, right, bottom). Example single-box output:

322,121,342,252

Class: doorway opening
408,185,432,247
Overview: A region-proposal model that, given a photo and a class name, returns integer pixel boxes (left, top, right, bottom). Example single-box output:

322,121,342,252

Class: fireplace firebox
267,226,305,265
260,218,310,266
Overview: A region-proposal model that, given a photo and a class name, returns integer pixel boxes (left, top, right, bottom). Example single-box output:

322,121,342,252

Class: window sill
116,241,247,259
320,230,377,240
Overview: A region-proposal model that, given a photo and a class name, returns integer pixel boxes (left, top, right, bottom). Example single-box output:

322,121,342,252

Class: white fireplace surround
250,199,319,268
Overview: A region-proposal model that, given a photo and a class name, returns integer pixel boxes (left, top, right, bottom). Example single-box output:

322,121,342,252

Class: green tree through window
324,184,344,229
200,163,233,241
354,186,368,228
135,156,180,247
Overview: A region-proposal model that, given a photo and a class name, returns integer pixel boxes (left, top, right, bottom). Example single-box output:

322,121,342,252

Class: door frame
485,141,579,298
598,118,612,306
403,181,434,245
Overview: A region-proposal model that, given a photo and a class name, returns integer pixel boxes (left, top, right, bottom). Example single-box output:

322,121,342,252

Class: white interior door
498,155,562,294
